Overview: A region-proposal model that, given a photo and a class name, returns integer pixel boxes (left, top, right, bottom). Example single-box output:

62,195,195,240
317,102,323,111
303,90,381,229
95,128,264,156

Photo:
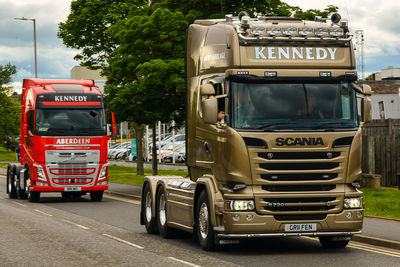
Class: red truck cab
7,79,115,202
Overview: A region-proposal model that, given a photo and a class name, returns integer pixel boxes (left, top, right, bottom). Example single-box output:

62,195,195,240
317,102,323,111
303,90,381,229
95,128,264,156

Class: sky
1,0,399,92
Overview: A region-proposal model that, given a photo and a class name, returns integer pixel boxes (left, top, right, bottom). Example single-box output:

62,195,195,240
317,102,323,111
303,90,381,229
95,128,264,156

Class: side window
27,110,34,133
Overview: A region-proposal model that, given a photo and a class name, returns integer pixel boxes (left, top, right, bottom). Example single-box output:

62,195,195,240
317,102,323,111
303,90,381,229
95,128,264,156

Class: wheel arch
193,175,219,228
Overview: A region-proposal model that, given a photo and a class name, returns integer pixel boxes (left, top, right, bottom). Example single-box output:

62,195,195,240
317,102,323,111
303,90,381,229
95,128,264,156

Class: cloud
0,0,75,89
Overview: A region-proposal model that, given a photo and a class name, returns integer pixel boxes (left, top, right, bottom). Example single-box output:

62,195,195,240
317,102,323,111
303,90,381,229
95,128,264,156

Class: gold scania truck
141,13,371,250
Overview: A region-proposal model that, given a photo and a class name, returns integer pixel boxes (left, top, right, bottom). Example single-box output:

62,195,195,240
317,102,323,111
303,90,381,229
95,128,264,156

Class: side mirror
202,98,218,124
362,97,372,123
362,84,373,96
106,111,116,137
200,84,215,96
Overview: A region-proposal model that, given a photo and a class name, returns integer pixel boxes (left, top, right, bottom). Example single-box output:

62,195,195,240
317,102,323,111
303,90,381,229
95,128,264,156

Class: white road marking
34,209,53,217
102,234,144,249
62,219,89,230
13,201,27,207
168,257,201,267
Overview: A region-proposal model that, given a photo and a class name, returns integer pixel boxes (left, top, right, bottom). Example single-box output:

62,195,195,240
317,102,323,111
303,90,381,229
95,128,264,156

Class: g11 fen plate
285,223,317,232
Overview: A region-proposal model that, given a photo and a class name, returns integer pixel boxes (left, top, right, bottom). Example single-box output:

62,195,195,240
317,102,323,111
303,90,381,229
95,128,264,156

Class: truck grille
45,150,100,187
53,178,93,185
260,162,339,170
244,140,350,219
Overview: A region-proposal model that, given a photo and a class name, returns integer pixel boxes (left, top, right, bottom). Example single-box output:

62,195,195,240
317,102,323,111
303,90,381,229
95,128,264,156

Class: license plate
285,223,317,232
64,187,81,192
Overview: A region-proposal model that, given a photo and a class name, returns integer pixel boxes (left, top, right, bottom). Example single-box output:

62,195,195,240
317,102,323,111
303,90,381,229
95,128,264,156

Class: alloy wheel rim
159,193,166,226
145,191,152,223
199,202,209,239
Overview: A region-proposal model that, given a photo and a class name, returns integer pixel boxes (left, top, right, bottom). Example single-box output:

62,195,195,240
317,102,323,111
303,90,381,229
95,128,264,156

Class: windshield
35,108,106,136
230,80,358,131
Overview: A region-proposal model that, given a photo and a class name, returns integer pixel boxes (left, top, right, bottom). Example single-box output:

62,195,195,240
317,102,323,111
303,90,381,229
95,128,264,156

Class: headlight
282,26,297,36
34,165,46,181
330,27,344,37
344,197,363,209
266,26,281,36
98,165,108,180
315,27,330,37
298,27,313,37
250,27,266,36
225,200,255,211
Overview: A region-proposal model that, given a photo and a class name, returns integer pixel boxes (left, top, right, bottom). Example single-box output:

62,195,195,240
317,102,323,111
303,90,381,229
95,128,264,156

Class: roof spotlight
331,13,341,24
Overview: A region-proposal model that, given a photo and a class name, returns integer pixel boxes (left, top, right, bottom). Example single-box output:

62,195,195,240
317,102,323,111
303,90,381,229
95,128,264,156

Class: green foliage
0,147,17,162
104,7,187,125
361,188,400,220
0,63,20,141
58,0,147,68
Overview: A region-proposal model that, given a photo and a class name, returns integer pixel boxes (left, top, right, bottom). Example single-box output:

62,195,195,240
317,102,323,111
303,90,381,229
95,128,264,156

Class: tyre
196,190,217,251
156,186,173,238
319,236,350,248
28,191,40,202
7,166,17,199
90,191,103,201
17,169,27,199
142,183,158,234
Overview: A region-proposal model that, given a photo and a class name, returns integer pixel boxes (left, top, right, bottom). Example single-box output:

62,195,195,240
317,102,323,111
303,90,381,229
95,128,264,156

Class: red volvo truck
6,79,115,202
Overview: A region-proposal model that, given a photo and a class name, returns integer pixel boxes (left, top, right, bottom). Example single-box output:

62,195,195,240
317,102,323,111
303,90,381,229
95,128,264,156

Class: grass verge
108,165,188,186
360,187,400,220
0,147,17,162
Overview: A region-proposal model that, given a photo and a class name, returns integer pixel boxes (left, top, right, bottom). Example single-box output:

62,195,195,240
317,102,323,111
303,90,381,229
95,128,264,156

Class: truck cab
7,79,115,202
141,14,370,250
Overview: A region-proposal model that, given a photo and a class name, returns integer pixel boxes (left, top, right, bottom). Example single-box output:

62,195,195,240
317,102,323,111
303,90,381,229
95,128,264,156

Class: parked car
161,143,186,163
108,142,131,159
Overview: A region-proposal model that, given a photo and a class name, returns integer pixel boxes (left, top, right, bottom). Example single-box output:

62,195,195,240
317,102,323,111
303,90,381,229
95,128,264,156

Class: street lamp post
14,17,38,78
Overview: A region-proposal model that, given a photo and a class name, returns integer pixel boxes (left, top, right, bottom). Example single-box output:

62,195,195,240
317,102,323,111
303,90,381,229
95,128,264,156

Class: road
1,178,400,267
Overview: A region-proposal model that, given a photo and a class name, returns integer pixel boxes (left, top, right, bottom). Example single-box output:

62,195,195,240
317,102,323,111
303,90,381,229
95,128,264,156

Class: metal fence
362,119,400,186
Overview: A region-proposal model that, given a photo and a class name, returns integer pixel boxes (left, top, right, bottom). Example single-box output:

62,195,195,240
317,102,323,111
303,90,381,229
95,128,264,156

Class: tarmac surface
1,164,400,250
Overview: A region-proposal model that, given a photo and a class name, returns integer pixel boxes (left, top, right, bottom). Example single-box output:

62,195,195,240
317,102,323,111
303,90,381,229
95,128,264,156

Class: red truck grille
50,168,95,175
53,178,93,185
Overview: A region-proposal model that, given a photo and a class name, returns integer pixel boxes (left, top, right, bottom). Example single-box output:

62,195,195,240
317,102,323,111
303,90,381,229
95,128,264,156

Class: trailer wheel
319,236,350,248
156,186,173,238
7,166,17,198
196,190,217,251
143,183,158,234
28,191,40,203
90,191,103,201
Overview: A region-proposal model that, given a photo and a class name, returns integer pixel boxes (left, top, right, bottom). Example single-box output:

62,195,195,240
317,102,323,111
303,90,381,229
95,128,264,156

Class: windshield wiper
312,122,356,129
258,122,297,130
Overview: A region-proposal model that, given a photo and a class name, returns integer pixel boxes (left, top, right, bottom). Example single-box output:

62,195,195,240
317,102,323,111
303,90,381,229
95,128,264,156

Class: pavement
1,165,400,250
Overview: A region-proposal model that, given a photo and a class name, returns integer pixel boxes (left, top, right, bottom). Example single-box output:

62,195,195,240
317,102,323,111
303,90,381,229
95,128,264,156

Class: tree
104,7,187,174
0,63,20,145
58,0,147,68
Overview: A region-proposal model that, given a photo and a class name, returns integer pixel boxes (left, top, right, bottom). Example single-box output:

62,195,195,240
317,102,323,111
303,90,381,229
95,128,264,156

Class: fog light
232,214,241,221
346,211,353,219
36,182,47,186
97,180,108,185
357,211,363,219
246,214,254,221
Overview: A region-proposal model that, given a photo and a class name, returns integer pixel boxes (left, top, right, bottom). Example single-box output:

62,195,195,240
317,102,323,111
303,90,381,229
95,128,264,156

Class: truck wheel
196,190,217,251
156,186,173,238
143,183,158,234
17,169,27,199
90,191,103,201
319,236,350,248
7,167,17,198
28,191,40,202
